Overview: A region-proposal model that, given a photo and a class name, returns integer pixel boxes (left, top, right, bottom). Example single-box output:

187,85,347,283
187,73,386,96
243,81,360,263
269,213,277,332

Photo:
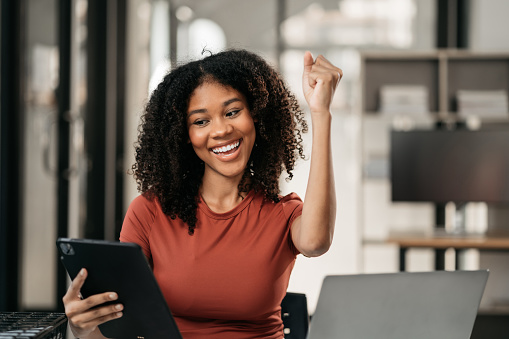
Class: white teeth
213,141,240,154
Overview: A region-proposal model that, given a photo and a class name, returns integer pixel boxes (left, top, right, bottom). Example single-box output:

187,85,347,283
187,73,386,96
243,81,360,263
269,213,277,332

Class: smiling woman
131,49,311,235
62,48,342,339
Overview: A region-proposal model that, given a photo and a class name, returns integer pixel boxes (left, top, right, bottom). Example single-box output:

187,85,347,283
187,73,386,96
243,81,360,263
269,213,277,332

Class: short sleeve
280,192,303,255
120,194,157,262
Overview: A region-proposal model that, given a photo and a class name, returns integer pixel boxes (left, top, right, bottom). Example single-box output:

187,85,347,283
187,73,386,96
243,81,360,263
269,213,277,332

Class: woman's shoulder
277,192,303,221
126,192,162,220
253,191,303,218
276,192,303,212
129,192,158,207
254,191,303,207
121,193,160,259
278,192,302,203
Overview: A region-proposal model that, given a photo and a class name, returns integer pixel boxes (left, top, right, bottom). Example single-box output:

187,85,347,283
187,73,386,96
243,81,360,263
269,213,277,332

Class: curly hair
132,49,308,234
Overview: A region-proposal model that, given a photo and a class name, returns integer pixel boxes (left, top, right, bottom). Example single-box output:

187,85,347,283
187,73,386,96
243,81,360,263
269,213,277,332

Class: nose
210,118,233,138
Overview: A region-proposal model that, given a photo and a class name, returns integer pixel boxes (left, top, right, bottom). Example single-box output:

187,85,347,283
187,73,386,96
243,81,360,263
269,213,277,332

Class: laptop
57,238,183,339
307,270,489,339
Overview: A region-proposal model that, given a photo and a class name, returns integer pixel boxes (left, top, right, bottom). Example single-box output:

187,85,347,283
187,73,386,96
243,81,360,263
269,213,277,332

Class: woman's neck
200,173,249,213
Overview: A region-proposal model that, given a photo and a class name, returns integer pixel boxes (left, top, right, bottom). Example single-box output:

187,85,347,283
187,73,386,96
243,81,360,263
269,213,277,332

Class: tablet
57,238,183,339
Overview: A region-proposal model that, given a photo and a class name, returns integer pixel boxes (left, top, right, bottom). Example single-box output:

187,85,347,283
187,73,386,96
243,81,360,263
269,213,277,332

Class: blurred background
1,0,509,337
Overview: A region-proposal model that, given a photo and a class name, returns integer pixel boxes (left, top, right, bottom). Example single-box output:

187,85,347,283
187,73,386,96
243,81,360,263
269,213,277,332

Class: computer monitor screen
391,128,509,204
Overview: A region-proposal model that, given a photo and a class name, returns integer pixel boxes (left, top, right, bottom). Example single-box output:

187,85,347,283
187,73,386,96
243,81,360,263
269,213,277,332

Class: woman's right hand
62,268,123,339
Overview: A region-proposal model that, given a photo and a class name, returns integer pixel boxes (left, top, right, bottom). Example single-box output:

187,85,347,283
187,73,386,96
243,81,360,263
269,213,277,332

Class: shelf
361,50,509,117
362,58,440,113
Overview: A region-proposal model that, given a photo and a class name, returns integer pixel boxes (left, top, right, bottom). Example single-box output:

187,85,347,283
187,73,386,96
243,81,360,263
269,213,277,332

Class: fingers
67,301,123,338
62,268,123,338
315,55,343,79
66,290,122,320
65,291,123,337
302,52,343,113
308,55,342,88
70,298,123,328
80,310,123,329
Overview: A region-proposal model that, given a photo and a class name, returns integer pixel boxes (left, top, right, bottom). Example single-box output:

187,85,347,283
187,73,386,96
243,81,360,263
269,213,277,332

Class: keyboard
0,313,67,339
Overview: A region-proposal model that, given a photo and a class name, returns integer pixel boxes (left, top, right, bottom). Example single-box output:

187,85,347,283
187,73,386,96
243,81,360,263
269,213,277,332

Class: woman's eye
193,119,208,126
226,110,240,118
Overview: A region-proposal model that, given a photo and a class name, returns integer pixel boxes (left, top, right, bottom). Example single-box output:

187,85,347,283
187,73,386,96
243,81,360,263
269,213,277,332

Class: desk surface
386,233,509,250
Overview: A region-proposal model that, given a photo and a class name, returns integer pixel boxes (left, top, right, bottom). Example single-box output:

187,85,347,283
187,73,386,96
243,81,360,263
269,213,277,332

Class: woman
63,49,342,338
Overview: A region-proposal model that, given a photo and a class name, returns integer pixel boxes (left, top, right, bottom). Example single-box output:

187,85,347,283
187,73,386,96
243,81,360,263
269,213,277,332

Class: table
386,233,509,338
386,233,509,271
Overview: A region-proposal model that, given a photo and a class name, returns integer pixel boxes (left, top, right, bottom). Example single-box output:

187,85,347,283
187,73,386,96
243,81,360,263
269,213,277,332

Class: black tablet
57,238,182,339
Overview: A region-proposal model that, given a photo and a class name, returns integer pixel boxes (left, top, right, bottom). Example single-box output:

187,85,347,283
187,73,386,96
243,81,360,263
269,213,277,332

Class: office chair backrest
281,292,309,339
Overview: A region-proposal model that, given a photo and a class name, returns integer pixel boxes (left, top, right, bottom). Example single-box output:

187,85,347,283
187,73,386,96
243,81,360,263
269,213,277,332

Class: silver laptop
307,270,489,339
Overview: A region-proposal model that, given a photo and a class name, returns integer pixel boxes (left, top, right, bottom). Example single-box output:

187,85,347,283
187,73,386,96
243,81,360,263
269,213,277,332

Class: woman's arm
291,51,342,257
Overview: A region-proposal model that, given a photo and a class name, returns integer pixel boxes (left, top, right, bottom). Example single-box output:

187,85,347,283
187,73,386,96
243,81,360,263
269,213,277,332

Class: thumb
302,51,315,94
303,51,314,72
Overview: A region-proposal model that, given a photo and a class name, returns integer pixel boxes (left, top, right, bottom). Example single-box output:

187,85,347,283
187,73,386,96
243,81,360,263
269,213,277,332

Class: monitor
391,128,509,204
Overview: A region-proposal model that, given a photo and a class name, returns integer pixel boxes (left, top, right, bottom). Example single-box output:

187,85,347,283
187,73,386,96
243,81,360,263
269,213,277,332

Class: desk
386,233,509,271
386,233,509,339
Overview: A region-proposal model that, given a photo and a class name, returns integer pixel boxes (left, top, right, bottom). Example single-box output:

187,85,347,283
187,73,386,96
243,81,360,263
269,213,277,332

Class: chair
281,292,309,339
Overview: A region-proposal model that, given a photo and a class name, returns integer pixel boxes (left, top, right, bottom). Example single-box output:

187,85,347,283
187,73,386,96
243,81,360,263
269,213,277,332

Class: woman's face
186,81,256,182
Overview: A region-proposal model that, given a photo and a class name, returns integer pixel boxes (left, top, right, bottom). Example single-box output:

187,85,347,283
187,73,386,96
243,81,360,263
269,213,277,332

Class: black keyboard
0,313,67,339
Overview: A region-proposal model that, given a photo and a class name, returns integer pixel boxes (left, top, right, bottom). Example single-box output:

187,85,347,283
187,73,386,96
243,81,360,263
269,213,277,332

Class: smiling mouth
211,139,241,155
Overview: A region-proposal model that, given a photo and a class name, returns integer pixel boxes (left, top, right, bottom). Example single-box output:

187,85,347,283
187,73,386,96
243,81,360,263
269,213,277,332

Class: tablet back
307,270,489,339
57,238,182,339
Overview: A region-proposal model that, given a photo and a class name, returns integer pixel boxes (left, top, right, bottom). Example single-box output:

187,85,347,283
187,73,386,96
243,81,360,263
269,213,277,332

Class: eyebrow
187,97,242,117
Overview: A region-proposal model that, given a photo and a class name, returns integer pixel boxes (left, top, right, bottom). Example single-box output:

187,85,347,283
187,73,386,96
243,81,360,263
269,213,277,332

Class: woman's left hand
302,51,343,115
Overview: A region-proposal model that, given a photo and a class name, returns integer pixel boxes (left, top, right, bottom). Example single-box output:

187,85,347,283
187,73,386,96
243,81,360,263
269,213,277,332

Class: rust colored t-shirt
120,190,303,339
